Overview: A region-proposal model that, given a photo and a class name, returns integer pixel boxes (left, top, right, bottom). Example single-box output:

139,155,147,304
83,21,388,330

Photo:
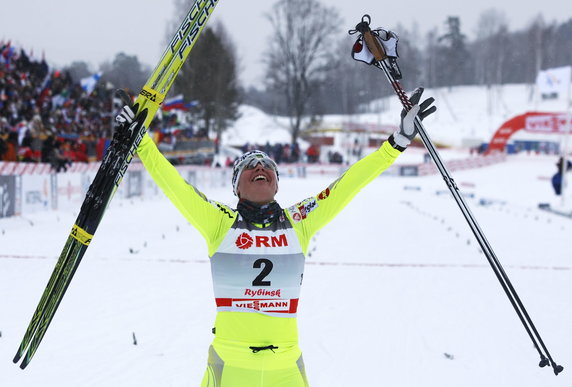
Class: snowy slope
225,83,571,149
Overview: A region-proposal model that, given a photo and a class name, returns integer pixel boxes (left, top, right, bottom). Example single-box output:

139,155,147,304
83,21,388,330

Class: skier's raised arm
287,88,435,253
117,105,235,254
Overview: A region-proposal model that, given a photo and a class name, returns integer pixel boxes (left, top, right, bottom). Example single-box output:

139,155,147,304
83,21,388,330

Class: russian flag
162,94,187,111
162,96,200,111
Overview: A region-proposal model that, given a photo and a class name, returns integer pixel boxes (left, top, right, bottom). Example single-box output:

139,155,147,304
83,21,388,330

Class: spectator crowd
240,141,303,165
0,41,118,171
0,41,329,172
0,41,208,172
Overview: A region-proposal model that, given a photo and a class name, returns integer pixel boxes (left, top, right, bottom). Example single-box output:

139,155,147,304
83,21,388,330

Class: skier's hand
115,105,136,125
391,88,436,150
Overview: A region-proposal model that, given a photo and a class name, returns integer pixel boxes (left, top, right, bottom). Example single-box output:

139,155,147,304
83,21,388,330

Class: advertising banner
0,175,17,218
21,174,52,213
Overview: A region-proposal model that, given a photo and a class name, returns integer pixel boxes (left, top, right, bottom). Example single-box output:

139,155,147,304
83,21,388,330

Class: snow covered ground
2,82,572,386
1,152,571,386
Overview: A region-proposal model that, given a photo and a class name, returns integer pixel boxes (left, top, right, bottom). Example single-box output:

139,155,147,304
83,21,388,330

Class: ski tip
16,351,33,369
12,353,22,364
19,359,30,370
115,88,133,107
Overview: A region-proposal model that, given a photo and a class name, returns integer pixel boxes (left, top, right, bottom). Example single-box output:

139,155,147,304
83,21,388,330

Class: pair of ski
349,15,563,375
13,0,220,369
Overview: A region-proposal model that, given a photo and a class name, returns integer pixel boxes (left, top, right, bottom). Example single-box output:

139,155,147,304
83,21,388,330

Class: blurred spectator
74,140,89,163
49,141,71,172
0,134,6,159
328,150,343,164
282,143,291,163
2,132,18,161
306,144,320,163
273,143,283,164
96,135,111,161
158,134,176,152
551,156,572,196
352,138,363,160
17,134,34,161
291,142,300,163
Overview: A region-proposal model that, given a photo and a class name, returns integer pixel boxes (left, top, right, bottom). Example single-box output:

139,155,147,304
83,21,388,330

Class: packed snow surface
2,83,572,386
1,153,571,386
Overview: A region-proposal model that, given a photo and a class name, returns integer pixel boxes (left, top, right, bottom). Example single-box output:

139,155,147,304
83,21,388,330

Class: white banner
536,66,572,98
55,173,85,211
21,174,52,213
525,114,572,133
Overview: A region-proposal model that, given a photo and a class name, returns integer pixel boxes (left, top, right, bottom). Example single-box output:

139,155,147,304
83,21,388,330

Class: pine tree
173,24,240,141
436,17,472,87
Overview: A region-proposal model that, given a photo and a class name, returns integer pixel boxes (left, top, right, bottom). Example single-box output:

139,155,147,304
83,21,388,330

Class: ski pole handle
353,15,411,110
354,15,387,62
391,79,414,112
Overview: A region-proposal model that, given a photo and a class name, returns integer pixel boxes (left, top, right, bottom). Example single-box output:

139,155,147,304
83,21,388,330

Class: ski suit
136,133,400,386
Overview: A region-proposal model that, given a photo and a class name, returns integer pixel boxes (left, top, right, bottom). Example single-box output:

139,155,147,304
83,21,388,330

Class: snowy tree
263,0,342,143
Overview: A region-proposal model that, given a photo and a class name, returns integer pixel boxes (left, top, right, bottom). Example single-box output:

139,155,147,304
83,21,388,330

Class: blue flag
80,72,102,94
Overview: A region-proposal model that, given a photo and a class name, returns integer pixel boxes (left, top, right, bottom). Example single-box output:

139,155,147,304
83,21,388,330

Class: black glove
115,105,136,125
114,89,139,128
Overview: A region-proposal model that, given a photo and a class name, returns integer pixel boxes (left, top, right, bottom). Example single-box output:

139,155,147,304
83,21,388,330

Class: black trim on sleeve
388,134,407,152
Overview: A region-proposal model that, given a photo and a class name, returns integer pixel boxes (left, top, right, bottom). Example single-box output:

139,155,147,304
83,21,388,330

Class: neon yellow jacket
137,133,400,345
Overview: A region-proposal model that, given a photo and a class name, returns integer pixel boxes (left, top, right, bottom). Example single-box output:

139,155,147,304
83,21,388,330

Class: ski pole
349,14,563,376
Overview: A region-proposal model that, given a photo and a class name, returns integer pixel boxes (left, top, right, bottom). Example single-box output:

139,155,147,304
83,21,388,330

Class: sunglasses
238,154,278,172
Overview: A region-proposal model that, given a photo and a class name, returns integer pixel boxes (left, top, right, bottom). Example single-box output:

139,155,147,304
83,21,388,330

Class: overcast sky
1,0,571,87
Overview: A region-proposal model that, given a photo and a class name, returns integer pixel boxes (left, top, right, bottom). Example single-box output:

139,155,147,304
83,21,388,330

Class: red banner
485,112,571,154
525,114,572,133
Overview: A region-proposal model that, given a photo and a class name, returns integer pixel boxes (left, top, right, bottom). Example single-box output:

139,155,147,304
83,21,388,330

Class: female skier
117,87,435,386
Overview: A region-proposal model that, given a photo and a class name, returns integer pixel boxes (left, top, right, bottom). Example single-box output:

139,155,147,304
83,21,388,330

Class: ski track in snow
1,154,571,386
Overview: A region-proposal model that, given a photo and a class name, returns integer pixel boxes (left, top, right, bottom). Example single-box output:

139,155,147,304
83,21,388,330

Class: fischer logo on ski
70,225,92,246
114,120,148,187
170,0,219,60
139,86,164,105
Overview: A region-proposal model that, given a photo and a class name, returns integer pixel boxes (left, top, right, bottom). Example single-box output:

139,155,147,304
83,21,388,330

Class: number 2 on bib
252,258,273,286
